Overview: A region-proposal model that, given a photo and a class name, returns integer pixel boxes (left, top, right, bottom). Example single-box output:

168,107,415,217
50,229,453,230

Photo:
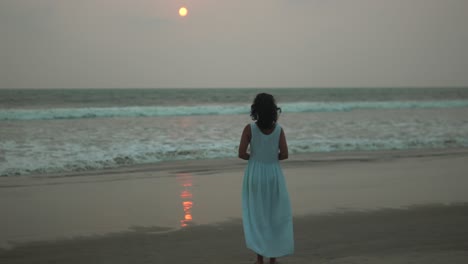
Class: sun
179,7,188,17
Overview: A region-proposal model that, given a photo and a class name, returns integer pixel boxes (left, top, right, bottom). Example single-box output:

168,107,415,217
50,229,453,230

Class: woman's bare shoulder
243,123,252,133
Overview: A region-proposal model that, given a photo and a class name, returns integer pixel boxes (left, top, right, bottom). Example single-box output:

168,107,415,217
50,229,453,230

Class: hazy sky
1,0,467,88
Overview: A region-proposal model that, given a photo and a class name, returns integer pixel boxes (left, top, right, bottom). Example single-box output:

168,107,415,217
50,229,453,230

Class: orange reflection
177,117,193,129
177,173,194,227
181,190,192,199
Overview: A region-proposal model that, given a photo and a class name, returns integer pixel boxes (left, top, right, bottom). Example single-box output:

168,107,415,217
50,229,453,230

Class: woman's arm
278,128,289,160
238,124,251,160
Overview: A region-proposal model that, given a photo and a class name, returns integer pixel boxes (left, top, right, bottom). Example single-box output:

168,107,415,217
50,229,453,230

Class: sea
1,87,468,177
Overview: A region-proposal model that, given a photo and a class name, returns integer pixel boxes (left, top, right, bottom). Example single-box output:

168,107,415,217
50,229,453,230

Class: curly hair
250,93,282,129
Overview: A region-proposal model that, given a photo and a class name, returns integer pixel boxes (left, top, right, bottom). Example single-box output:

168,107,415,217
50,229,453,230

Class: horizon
2,86,468,90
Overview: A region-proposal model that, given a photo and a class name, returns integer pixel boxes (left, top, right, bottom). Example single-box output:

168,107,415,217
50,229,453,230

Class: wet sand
1,148,468,263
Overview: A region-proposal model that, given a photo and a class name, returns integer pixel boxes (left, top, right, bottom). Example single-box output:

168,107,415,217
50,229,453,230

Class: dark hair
250,93,282,129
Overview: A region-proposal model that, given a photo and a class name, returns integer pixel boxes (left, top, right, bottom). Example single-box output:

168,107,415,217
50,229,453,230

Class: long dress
242,122,294,258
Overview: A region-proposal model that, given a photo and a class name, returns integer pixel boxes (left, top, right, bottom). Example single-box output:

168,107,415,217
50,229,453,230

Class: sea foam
2,100,468,121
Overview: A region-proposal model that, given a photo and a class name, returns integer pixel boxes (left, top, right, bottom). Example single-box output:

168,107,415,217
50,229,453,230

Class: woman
238,93,294,264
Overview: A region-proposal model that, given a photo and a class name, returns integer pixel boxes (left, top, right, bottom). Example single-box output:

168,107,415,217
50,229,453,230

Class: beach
3,0,468,262
1,148,468,263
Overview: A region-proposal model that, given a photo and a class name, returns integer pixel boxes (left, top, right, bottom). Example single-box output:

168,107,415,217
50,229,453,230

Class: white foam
2,100,468,121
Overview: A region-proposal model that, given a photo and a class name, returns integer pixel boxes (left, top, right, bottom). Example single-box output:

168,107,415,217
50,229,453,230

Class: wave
2,100,468,121
1,137,467,177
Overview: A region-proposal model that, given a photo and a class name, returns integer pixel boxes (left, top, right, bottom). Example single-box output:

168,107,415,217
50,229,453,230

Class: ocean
1,87,468,177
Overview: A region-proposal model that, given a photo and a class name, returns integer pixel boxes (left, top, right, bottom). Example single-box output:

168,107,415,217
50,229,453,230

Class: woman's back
249,123,281,164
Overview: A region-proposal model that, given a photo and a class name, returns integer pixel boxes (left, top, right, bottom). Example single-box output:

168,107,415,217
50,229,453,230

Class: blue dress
242,122,294,258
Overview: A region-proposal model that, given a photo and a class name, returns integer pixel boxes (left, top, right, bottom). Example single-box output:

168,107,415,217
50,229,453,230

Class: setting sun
179,7,188,17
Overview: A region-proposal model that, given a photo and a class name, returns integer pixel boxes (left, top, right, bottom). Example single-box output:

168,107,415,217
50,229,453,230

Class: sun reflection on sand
177,173,194,227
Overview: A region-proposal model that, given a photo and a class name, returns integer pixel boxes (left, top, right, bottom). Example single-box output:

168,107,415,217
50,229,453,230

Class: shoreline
1,147,468,262
2,147,467,182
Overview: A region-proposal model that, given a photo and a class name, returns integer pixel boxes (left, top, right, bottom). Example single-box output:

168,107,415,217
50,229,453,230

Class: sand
1,148,468,263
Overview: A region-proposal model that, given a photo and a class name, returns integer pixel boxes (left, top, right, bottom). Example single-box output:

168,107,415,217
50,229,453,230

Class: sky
1,0,467,89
